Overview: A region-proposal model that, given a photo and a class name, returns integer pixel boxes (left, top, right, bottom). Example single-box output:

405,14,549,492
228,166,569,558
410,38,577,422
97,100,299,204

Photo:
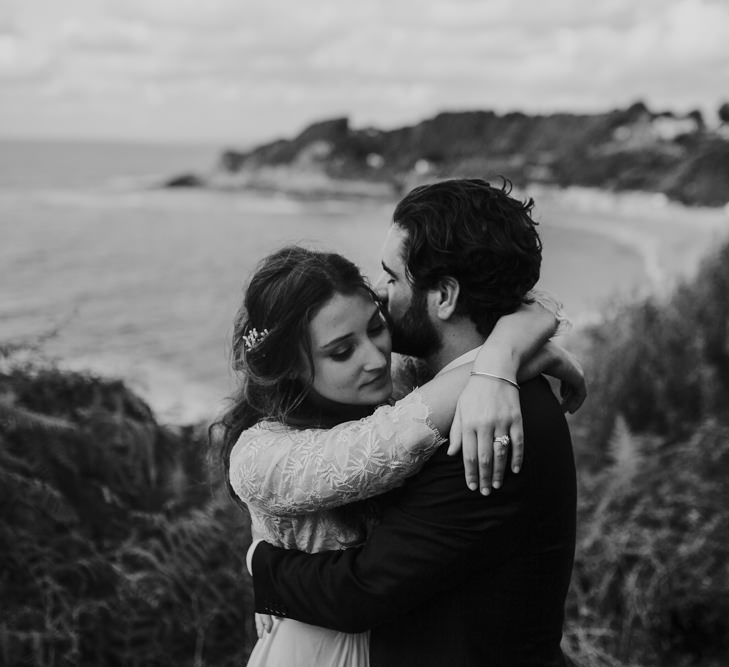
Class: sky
1,0,728,146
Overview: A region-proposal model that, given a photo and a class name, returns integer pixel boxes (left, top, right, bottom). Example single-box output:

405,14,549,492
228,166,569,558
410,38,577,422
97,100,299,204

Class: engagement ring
493,435,510,457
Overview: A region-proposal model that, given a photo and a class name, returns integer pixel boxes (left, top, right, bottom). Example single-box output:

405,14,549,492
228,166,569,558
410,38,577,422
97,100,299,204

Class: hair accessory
469,371,520,390
243,327,269,351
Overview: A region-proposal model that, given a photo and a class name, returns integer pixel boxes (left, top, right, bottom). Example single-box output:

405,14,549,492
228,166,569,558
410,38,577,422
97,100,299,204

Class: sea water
1,139,725,422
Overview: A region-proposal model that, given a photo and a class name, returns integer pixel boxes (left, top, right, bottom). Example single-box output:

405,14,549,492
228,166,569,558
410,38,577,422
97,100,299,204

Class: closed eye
329,346,354,362
368,321,387,336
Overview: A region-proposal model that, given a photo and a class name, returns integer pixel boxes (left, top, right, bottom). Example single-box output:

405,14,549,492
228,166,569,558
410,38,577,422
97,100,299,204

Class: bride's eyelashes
330,346,354,362
369,321,387,336
329,324,388,363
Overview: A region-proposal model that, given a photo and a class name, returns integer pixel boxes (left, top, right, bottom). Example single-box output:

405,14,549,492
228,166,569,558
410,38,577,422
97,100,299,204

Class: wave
0,184,314,216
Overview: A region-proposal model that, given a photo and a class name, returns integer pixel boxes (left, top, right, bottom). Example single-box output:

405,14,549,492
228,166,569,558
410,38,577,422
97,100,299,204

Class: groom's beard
389,288,441,358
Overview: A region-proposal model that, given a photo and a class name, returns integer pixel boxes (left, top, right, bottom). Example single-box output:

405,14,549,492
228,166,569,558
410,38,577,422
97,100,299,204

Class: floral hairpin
242,327,269,351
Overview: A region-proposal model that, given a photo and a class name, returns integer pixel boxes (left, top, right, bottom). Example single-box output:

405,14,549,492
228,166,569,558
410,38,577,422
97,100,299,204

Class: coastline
177,177,729,294
4,171,727,426
530,185,729,290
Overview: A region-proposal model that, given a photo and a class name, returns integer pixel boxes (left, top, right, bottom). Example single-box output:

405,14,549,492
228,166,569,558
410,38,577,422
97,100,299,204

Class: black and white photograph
1,1,728,665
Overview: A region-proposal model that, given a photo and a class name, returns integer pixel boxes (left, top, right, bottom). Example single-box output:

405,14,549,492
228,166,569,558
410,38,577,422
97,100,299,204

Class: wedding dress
229,389,443,667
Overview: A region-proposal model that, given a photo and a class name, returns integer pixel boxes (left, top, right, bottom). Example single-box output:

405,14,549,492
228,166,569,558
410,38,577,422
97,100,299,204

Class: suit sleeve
252,442,532,632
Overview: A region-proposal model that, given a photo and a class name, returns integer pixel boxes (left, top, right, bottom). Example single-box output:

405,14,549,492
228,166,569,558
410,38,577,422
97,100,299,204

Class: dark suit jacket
252,377,577,666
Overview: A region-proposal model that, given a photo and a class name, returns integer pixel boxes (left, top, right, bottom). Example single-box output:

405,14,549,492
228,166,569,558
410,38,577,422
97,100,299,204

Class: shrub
0,357,255,666
563,237,729,665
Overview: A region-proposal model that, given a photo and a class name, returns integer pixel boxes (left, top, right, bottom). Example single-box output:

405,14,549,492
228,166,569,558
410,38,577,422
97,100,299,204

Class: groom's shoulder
419,376,568,478
519,375,569,428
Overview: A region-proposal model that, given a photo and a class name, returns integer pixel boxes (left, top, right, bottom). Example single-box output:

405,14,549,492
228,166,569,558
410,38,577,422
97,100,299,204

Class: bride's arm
230,355,508,516
229,299,578,515
448,294,584,496
229,357,519,516
228,390,446,515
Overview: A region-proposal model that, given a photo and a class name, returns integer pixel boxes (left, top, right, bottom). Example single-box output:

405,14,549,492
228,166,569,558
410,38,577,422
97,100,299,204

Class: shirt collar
436,346,481,376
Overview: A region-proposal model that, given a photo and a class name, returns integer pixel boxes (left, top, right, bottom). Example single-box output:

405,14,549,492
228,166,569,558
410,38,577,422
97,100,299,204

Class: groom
249,179,577,666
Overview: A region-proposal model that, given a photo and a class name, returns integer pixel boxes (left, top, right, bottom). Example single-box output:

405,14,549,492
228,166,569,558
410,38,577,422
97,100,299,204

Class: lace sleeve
528,289,571,336
229,390,445,515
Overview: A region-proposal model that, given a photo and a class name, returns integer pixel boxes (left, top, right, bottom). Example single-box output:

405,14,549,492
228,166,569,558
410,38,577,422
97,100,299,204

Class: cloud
1,0,728,141
0,31,54,82
59,17,152,54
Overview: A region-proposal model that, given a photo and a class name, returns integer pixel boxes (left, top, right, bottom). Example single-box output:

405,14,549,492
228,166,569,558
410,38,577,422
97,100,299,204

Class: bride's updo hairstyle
212,245,379,482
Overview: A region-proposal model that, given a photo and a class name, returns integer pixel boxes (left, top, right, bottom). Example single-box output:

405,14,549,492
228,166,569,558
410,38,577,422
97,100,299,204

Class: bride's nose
362,339,388,371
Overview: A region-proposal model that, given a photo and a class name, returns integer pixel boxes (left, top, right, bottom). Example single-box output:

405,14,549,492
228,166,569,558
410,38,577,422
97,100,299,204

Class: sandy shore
531,185,729,291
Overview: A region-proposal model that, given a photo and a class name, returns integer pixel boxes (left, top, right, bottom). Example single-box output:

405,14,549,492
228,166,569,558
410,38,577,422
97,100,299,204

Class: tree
719,102,729,125
688,109,704,128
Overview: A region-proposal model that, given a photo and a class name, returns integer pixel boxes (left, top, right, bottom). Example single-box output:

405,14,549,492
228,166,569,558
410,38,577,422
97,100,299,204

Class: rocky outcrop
164,172,205,188
167,103,729,206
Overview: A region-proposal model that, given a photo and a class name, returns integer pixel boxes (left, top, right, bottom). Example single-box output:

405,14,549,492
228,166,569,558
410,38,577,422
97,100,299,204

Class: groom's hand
448,377,524,495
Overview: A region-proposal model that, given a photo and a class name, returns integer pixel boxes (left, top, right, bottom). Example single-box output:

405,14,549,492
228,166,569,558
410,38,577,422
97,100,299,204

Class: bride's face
306,291,393,406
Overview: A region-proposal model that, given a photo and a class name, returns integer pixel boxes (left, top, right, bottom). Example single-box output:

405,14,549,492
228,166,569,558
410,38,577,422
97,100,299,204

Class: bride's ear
432,276,460,321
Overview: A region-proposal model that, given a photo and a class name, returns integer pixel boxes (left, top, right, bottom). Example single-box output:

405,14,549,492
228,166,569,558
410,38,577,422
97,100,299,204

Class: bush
564,422,729,666
0,357,255,666
563,238,729,665
571,240,729,468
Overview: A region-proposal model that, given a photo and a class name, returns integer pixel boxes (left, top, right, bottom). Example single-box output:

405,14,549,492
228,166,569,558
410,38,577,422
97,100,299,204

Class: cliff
169,103,729,206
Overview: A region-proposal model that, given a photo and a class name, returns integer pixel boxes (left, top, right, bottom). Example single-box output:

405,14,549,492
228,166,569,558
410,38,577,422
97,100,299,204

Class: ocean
2,138,726,423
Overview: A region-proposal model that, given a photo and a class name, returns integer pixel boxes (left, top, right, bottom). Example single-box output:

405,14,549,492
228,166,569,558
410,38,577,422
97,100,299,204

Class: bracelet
469,371,520,390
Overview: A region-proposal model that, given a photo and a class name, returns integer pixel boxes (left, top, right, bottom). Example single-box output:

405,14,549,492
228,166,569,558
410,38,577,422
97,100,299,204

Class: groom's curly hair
393,178,542,337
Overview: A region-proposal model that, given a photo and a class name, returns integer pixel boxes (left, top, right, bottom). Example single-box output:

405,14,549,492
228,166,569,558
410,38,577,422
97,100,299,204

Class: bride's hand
255,613,274,638
448,377,523,496
447,342,586,495
519,342,586,414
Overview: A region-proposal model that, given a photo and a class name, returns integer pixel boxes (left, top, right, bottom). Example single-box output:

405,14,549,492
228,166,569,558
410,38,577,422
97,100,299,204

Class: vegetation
563,240,729,666
2,239,729,665
0,354,255,666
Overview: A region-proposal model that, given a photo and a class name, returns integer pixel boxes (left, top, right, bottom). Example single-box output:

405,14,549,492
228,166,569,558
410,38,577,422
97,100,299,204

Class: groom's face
377,226,441,358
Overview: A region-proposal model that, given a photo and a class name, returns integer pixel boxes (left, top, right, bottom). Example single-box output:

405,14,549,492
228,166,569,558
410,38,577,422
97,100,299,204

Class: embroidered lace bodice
229,389,444,553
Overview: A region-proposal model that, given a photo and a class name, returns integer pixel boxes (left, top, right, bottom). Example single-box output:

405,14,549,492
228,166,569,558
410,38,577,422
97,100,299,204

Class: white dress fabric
229,389,444,667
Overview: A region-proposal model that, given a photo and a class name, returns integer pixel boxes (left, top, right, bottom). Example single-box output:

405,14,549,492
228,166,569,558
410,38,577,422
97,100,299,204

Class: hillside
168,103,729,206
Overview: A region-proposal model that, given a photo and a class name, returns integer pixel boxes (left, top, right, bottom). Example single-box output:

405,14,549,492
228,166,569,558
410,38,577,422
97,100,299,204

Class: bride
214,246,581,666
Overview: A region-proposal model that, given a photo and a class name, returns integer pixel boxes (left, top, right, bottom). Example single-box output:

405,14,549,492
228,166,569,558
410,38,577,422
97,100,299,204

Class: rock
163,173,205,188
663,140,729,206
